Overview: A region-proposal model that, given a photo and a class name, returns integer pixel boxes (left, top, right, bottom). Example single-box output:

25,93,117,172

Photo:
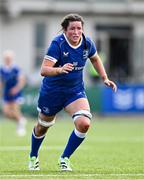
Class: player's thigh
64,97,90,116
2,102,11,113
65,98,91,131
38,91,64,116
11,102,20,111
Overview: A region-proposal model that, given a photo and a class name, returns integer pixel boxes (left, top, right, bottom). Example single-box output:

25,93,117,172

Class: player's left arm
90,53,117,92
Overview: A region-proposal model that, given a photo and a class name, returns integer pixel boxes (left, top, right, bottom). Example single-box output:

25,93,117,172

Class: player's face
4,55,13,66
65,21,83,46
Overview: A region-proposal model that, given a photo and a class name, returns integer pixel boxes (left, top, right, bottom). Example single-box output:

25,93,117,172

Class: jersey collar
63,33,83,49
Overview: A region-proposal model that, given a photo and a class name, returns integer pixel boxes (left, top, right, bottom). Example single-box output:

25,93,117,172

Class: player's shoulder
12,65,21,73
52,33,65,45
0,65,8,72
85,36,95,45
12,64,19,69
85,36,96,50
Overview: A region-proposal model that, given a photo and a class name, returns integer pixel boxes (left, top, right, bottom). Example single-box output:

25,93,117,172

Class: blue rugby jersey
0,65,21,100
40,33,97,93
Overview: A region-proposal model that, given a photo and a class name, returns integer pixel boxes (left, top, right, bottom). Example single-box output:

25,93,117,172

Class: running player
28,14,117,171
0,50,27,136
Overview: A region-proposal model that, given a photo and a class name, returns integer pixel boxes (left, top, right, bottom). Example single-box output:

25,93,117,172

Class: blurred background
0,0,144,116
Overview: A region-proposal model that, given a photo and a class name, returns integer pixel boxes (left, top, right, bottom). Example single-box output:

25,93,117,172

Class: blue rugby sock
30,129,45,158
61,129,86,158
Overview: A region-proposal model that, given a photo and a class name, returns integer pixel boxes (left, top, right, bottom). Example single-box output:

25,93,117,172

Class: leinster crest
83,50,88,60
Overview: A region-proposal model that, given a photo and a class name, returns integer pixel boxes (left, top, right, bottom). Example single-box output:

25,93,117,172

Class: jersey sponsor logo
72,61,84,71
73,62,78,66
83,50,88,60
63,52,69,57
74,66,84,71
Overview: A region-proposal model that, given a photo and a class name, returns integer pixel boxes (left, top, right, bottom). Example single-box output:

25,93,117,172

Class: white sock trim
74,128,86,138
32,129,45,139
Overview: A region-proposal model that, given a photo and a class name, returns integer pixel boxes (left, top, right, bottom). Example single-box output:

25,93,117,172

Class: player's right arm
41,40,73,77
40,59,74,77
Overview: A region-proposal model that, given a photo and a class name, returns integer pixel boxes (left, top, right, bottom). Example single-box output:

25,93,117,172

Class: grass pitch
0,115,144,179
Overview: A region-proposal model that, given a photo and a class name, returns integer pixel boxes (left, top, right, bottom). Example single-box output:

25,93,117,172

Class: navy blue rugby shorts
37,90,87,116
3,92,23,103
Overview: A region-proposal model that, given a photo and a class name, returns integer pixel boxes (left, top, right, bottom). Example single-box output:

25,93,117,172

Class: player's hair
61,13,84,31
3,50,15,59
61,14,88,50
82,33,88,50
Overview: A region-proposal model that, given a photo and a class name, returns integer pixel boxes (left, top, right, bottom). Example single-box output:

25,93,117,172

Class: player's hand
59,63,74,74
9,86,20,95
104,78,117,92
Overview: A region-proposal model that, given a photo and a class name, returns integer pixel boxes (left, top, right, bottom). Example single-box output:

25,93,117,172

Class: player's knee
38,117,55,128
72,110,92,131
77,119,91,132
35,116,55,136
34,123,48,137
83,120,91,131
72,110,92,121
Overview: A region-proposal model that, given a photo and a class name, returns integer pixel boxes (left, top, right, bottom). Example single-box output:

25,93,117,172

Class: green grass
0,116,144,179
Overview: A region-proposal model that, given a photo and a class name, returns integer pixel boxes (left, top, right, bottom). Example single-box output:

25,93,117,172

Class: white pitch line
0,146,67,151
0,174,144,177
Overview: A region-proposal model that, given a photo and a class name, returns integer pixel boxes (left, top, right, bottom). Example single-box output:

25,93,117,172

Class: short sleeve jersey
41,33,97,93
0,65,21,97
